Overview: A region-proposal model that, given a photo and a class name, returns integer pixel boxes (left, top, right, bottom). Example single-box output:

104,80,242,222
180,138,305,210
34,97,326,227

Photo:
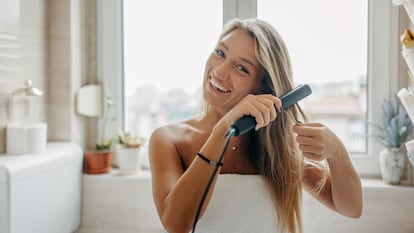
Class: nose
213,61,230,80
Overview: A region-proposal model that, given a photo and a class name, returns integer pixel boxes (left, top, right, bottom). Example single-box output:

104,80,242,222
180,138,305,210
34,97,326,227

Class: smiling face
202,28,264,112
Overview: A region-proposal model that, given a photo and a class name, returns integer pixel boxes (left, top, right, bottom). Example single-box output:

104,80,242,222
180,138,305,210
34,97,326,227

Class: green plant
371,98,413,148
95,93,114,150
117,132,145,148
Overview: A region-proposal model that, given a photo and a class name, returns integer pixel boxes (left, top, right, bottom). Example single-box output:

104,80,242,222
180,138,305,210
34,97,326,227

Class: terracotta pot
84,150,113,174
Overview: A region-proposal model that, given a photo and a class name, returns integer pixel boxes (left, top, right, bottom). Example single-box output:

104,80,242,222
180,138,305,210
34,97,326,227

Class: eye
214,49,225,58
237,65,250,75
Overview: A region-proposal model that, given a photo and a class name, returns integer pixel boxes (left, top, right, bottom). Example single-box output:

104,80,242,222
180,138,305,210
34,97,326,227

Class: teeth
210,79,230,93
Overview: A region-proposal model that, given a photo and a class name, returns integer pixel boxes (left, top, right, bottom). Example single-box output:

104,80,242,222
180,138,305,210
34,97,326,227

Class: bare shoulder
149,119,199,146
149,119,204,160
149,119,204,177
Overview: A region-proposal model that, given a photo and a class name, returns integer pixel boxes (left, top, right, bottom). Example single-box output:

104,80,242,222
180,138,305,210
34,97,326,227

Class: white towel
194,174,279,233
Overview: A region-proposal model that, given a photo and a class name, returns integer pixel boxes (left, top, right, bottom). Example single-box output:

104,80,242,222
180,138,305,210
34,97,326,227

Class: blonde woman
149,18,362,233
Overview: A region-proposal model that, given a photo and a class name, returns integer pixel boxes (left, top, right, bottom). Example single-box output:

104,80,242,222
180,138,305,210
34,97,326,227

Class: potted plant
84,93,114,174
115,132,145,174
371,98,413,184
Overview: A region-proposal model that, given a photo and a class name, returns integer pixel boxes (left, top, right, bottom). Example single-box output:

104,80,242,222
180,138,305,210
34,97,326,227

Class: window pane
258,0,368,153
123,1,222,136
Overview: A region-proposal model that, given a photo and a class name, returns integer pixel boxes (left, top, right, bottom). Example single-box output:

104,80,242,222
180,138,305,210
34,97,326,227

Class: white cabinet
0,142,83,233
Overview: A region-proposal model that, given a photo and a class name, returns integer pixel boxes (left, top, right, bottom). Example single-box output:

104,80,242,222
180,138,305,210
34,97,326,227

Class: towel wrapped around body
194,174,279,233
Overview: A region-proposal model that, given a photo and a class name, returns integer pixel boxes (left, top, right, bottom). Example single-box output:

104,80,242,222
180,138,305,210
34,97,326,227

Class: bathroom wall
45,0,97,150
45,0,90,147
0,0,46,153
0,0,98,153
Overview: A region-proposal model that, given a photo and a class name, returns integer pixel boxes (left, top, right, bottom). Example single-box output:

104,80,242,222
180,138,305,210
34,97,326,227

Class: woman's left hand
295,122,363,218
292,122,341,161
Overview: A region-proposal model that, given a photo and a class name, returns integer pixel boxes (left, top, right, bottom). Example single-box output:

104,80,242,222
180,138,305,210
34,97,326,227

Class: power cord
191,127,237,233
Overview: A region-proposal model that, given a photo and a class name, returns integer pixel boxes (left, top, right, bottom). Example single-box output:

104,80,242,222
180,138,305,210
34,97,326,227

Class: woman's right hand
219,94,282,131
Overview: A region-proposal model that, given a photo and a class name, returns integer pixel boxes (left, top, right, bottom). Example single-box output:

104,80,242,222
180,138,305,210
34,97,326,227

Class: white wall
0,0,46,153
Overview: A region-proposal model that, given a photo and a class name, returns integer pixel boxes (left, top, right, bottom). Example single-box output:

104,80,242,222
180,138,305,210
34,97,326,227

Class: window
258,0,368,154
123,0,222,136
98,0,400,177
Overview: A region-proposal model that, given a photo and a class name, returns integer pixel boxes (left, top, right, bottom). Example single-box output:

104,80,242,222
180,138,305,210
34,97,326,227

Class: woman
149,18,362,233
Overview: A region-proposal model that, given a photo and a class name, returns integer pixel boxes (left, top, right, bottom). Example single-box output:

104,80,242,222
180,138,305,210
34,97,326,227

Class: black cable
191,127,237,233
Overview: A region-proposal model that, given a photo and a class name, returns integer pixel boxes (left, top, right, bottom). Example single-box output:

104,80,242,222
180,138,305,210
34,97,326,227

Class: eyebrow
219,42,258,70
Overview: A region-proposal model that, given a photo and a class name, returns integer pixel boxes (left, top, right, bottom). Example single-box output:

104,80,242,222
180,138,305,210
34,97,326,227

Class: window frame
97,0,400,178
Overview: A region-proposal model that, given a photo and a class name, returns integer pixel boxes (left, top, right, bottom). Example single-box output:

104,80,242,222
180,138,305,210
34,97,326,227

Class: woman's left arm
293,122,363,218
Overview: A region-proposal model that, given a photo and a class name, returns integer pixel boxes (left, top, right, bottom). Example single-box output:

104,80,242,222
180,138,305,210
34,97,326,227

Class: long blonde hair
217,18,306,233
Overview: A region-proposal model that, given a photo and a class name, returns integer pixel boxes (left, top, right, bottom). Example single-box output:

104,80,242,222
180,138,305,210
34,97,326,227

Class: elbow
344,208,362,219
333,193,363,219
351,194,364,218
349,205,363,219
338,186,363,219
161,211,193,233
341,201,363,219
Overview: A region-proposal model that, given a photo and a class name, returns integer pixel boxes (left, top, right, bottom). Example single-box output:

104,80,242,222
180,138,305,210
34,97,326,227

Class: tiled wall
0,0,98,153
0,0,46,153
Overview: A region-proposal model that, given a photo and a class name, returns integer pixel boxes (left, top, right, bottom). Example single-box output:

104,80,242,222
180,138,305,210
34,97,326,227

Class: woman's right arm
149,125,229,233
150,94,282,233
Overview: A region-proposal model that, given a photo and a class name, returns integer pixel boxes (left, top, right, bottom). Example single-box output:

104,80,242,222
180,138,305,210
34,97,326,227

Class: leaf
371,135,390,147
382,99,395,118
95,139,112,150
370,98,413,148
381,101,388,129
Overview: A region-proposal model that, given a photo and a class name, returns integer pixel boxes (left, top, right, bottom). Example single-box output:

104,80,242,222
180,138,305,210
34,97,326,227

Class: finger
262,97,278,122
255,95,280,123
293,123,324,137
241,94,280,130
274,97,282,112
247,98,277,130
299,143,324,154
296,134,318,145
245,105,265,130
264,94,282,112
296,122,323,127
252,101,272,128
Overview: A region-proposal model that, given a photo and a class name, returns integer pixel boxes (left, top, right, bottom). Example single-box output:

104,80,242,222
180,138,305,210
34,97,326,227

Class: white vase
379,148,405,184
116,145,141,174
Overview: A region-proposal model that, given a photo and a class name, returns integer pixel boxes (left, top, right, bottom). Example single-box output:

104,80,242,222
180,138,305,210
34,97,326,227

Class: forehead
219,28,259,65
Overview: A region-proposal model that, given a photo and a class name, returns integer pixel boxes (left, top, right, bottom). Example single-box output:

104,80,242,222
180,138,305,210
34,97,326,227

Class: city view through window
123,0,367,153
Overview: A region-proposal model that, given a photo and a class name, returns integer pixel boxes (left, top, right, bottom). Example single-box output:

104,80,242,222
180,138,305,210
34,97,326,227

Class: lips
209,79,231,93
